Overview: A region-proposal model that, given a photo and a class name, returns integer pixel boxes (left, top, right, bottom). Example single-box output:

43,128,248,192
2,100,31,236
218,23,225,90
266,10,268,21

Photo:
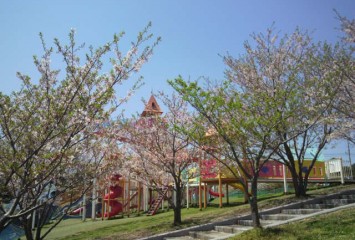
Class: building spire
141,95,163,117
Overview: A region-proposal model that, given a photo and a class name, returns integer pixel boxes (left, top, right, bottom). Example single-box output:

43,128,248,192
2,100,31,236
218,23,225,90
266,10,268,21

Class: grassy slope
44,184,355,240
232,207,355,240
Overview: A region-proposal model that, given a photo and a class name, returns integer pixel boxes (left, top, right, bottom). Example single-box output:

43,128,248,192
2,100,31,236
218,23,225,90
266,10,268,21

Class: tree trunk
35,213,42,240
173,205,182,226
283,142,309,197
291,174,307,198
35,202,54,240
173,186,182,225
243,179,249,203
289,166,307,198
290,171,300,197
22,216,34,240
296,175,307,198
24,228,34,240
249,178,261,228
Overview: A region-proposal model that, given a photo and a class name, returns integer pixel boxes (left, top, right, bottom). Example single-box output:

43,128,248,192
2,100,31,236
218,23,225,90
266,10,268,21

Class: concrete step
159,191,355,240
323,199,355,205
164,236,196,240
260,214,296,221
281,208,321,215
302,203,336,209
189,230,235,240
236,219,278,227
215,225,252,234
340,194,355,200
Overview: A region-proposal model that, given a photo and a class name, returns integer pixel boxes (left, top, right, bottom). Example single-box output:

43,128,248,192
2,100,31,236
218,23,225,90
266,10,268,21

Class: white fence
325,157,353,183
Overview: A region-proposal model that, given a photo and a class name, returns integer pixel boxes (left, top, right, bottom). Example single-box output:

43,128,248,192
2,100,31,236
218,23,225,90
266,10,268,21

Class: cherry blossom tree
223,27,344,198
338,12,355,43
21,137,110,240
169,77,283,228
0,23,159,239
331,13,355,144
169,26,350,226
118,93,199,225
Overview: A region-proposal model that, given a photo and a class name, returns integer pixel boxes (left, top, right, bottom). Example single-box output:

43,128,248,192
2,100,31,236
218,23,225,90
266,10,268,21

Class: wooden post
163,187,166,211
340,157,345,184
217,151,223,208
218,172,223,208
149,188,152,210
82,191,86,221
348,140,353,179
199,157,202,211
127,178,131,217
143,186,147,211
91,178,96,220
137,181,142,215
122,178,126,214
101,189,105,221
226,184,229,205
186,179,189,209
107,184,110,220
283,164,288,194
204,183,207,208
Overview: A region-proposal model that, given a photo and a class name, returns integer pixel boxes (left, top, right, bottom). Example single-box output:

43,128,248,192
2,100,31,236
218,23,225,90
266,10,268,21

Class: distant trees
0,24,159,240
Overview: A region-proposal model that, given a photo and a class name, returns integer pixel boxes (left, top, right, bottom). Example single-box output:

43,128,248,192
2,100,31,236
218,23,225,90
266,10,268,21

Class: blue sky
0,0,354,161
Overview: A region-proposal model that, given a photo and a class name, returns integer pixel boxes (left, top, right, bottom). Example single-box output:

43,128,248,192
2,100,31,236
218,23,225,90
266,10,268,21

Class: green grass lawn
43,184,355,240
231,207,355,240
45,204,247,240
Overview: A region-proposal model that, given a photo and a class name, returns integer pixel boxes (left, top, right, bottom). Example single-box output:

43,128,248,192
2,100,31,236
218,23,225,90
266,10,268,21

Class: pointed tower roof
141,95,163,117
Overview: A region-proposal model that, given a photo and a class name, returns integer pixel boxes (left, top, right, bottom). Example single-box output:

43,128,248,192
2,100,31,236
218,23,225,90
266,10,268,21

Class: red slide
209,189,225,197
70,207,84,215
98,174,123,218
102,185,123,217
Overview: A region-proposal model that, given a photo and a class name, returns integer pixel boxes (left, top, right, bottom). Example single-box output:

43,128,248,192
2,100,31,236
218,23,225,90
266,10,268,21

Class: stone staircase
140,189,355,240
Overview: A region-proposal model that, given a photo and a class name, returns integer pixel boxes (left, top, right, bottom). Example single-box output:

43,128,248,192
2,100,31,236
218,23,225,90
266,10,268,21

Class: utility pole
348,140,353,179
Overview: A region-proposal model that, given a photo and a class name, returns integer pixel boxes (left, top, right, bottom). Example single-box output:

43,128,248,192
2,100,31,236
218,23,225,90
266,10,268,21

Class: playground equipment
96,174,144,219
99,174,123,218
80,173,174,220
70,96,355,219
184,154,249,210
325,157,353,183
146,187,169,216
73,96,173,220
186,149,354,210
208,189,224,197
67,173,146,220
